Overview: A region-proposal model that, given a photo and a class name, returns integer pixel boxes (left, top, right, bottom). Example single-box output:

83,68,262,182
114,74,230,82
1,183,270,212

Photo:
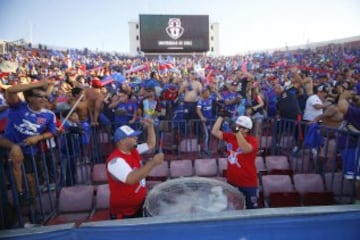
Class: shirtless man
85,78,106,126
310,104,343,129
69,87,89,123
68,78,106,126
178,71,202,120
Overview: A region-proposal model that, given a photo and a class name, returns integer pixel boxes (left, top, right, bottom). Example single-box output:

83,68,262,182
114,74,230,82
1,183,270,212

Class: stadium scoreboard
139,14,209,53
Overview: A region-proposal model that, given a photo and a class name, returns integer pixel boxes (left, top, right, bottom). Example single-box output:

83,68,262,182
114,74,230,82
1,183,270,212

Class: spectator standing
3,80,56,200
106,119,164,219
303,85,331,122
109,89,138,129
196,87,215,157
178,71,202,120
212,115,259,209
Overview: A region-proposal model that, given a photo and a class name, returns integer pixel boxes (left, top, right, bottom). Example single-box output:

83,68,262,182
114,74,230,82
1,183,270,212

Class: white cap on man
235,116,253,130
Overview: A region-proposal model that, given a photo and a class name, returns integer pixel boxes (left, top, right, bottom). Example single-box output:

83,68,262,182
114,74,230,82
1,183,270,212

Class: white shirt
303,94,323,121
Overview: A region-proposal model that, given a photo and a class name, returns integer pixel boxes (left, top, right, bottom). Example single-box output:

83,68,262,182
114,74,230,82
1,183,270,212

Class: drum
144,177,245,217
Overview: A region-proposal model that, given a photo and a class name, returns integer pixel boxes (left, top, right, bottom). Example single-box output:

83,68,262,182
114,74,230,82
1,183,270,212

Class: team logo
166,18,184,40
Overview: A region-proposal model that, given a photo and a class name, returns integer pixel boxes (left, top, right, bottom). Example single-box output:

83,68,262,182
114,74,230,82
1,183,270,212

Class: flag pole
59,94,85,129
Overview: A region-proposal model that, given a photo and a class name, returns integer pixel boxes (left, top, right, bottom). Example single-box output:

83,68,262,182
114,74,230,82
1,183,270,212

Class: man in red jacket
212,115,259,209
106,119,164,219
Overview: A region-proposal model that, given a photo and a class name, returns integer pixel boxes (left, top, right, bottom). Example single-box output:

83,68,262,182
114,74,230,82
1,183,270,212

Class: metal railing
1,118,359,229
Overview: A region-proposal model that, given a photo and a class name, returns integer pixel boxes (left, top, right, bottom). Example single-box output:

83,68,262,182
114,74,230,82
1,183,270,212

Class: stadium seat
279,135,294,150
265,155,289,171
255,156,266,186
92,163,108,185
255,156,266,173
324,172,354,204
180,138,199,152
76,164,92,184
290,151,313,174
147,161,169,181
89,184,110,222
46,185,94,226
319,138,338,171
265,155,293,176
35,190,57,216
293,173,325,194
194,158,218,177
293,173,334,206
146,161,169,189
261,175,300,207
169,159,193,178
259,136,272,151
218,157,227,177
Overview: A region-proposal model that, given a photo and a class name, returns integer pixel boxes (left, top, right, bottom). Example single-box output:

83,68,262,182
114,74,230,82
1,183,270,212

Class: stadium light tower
29,20,33,43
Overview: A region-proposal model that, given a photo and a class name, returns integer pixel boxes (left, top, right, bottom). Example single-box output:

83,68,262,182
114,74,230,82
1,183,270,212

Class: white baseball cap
235,116,253,130
114,125,141,142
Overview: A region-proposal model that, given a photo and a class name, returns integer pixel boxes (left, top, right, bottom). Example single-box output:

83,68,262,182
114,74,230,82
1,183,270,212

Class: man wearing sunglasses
2,79,56,203
212,115,259,209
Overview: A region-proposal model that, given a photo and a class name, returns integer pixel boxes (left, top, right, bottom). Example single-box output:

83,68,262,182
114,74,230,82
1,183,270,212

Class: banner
0,60,18,73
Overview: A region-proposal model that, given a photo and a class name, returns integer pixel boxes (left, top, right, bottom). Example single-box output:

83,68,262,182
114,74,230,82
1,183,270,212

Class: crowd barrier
1,206,360,240
0,118,359,229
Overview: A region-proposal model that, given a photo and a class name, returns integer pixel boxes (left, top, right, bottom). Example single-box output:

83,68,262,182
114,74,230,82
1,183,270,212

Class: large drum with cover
144,177,245,217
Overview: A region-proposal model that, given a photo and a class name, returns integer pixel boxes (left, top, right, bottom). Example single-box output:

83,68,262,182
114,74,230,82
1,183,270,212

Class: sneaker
40,185,48,192
24,222,41,228
49,183,56,191
292,146,299,153
311,148,318,157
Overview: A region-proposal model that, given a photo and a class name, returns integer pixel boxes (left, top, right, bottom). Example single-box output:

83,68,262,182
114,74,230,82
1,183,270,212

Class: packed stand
0,41,360,228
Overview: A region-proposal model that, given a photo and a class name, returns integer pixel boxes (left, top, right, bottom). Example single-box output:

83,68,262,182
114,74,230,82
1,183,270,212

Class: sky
0,0,360,55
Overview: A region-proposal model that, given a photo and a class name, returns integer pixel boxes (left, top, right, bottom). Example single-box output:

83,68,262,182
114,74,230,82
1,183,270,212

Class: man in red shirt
106,119,164,219
212,115,259,209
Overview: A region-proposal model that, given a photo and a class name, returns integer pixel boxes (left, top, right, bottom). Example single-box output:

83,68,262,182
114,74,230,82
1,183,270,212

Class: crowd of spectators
1,41,360,209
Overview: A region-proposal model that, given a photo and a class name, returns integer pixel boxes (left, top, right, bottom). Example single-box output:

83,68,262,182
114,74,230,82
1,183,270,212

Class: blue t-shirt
221,91,241,113
197,97,214,120
142,78,160,88
113,100,138,127
4,102,56,155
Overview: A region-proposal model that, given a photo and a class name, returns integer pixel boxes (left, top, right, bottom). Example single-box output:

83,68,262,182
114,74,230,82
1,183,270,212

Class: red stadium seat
92,163,108,185
76,164,91,184
265,155,289,171
46,185,94,226
146,161,169,189
89,184,110,222
255,156,266,173
262,175,300,207
218,157,227,177
169,159,193,178
266,155,293,176
194,158,218,177
324,172,354,204
293,173,334,206
180,138,198,152
269,192,301,208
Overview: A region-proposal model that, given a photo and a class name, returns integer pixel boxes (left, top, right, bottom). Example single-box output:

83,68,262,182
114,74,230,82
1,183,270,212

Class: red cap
91,78,103,88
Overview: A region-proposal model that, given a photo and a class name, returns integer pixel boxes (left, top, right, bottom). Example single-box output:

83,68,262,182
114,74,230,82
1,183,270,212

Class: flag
158,61,179,74
110,72,125,84
125,64,149,74
343,53,356,64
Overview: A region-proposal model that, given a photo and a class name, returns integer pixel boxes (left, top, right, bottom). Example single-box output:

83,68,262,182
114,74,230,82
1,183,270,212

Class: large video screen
139,14,209,53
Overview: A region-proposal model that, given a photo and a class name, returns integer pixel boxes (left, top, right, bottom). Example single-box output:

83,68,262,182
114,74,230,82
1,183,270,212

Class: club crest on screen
166,18,184,40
